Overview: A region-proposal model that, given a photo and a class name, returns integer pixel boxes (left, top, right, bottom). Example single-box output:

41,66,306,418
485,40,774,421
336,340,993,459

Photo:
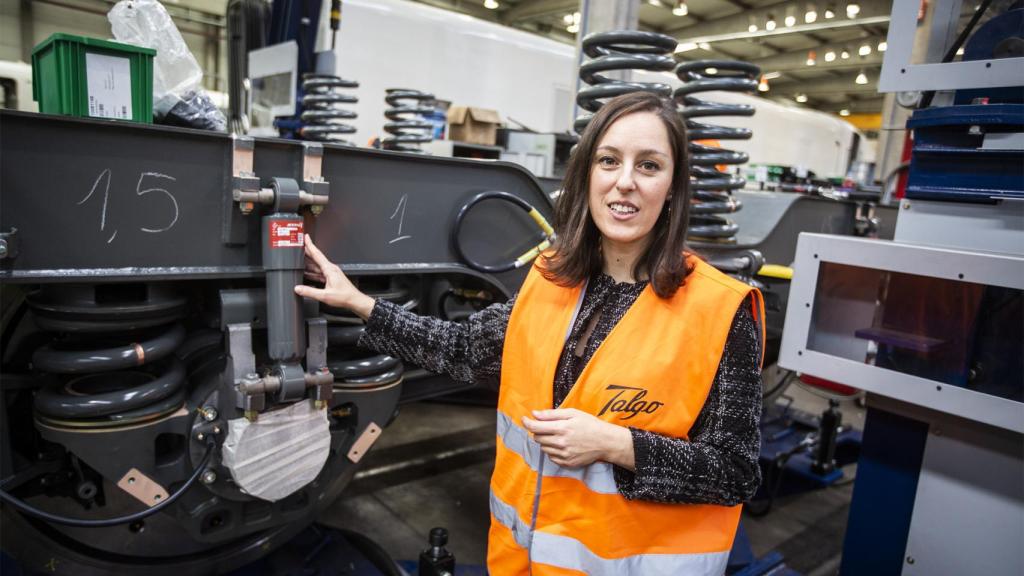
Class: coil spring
299,74,359,144
382,88,435,153
574,30,678,134
27,284,189,427
674,60,760,242
323,282,415,389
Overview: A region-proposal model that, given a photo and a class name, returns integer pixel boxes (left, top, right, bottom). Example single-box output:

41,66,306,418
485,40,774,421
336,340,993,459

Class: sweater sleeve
612,304,763,505
357,296,515,388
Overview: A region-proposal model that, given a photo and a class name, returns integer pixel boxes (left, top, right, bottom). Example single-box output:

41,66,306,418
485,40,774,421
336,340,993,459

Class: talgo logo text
597,385,664,420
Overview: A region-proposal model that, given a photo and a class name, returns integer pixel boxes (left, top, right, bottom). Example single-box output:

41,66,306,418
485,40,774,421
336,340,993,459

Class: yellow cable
757,264,794,280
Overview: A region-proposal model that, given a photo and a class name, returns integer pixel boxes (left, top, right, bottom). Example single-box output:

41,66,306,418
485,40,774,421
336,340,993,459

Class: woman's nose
615,168,636,192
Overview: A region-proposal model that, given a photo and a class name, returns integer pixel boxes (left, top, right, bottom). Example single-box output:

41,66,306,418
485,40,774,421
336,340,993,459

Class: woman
296,91,764,575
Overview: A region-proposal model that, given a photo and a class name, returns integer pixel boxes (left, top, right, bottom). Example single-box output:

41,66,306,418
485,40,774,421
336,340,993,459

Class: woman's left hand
522,408,635,470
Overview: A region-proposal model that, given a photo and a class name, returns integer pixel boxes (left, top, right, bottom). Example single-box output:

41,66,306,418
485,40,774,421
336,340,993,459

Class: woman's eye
639,161,660,172
598,156,618,166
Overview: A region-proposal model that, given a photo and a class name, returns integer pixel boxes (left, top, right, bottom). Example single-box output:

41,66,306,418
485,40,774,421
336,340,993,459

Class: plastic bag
108,0,226,131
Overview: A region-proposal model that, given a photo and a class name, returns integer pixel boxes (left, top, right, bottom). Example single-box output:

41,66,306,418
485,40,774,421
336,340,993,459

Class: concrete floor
318,383,865,575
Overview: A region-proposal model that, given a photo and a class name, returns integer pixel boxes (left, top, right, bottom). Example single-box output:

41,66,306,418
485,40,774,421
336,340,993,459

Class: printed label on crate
85,53,133,120
269,220,304,248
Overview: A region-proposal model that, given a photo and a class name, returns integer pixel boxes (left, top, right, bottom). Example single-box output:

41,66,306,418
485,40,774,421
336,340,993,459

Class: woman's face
587,111,674,254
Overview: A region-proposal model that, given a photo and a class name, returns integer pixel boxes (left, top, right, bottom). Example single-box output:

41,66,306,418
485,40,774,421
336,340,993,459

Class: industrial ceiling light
483,0,499,9
806,5,818,23
839,109,851,116
796,94,809,103
566,11,580,33
785,14,797,26
672,0,688,16
841,49,850,59
806,50,817,66
698,42,711,50
562,13,574,24
859,44,872,56
675,42,699,53
748,16,758,32
765,14,777,31
846,3,860,17
758,75,770,92
825,5,836,18
877,41,887,52
825,50,837,62
855,70,868,84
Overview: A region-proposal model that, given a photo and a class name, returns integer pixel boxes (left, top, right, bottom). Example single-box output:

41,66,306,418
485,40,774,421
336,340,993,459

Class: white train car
333,0,871,179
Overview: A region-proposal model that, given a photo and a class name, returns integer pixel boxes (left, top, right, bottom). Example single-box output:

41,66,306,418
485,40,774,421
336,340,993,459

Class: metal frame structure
879,0,1024,92
779,233,1024,433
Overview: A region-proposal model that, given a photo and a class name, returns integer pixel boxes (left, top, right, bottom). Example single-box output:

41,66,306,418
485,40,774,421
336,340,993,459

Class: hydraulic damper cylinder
262,177,307,363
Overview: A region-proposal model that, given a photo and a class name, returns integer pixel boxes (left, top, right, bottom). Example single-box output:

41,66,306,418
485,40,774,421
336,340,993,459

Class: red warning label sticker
269,220,304,248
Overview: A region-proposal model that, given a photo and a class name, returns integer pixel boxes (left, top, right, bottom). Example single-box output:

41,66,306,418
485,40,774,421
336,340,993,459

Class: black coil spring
574,30,678,134
299,74,359,144
27,285,189,427
382,88,435,153
322,282,415,389
674,60,760,242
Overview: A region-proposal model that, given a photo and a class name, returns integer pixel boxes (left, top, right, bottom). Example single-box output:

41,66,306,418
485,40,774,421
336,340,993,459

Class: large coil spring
322,281,415,390
382,88,435,153
299,73,359,144
28,284,189,427
674,60,760,242
575,30,678,134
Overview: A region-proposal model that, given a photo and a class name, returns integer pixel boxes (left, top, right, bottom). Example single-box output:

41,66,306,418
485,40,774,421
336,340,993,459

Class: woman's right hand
294,235,376,320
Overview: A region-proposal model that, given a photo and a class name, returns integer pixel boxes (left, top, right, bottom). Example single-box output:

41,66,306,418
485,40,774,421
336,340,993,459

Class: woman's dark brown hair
541,91,693,298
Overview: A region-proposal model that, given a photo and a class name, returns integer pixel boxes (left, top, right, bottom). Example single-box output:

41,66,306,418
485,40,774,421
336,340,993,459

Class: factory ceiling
412,0,989,117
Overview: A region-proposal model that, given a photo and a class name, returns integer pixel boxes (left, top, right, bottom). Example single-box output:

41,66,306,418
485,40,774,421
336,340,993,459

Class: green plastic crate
32,33,155,124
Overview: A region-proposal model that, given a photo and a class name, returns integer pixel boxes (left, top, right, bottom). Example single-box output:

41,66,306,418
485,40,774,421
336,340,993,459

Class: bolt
201,406,218,422
906,556,915,565
200,470,217,485
0,239,7,259
902,201,911,210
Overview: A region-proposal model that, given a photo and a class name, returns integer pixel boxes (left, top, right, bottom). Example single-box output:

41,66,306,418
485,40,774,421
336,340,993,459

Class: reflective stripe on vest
497,410,618,495
491,489,730,576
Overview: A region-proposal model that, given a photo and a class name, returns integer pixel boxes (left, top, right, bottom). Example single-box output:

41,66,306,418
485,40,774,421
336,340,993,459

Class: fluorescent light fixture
877,41,887,52
855,71,868,84
672,1,688,16
705,67,718,74
785,15,796,26
748,24,758,32
484,0,499,8
825,50,836,62
698,42,711,50
859,44,871,56
846,3,860,17
765,15,777,31
825,8,835,18
795,94,808,103
563,13,574,24
839,109,850,116
841,50,850,59
805,9,817,23
567,23,579,33
675,42,699,53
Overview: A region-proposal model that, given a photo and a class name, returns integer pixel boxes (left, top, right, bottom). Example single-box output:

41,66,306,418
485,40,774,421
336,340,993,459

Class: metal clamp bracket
0,228,18,260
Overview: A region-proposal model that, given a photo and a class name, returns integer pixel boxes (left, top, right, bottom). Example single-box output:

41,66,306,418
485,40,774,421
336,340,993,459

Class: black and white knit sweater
359,271,763,505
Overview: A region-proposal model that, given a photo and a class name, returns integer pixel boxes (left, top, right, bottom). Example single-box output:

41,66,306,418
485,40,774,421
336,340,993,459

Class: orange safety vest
489,256,764,576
